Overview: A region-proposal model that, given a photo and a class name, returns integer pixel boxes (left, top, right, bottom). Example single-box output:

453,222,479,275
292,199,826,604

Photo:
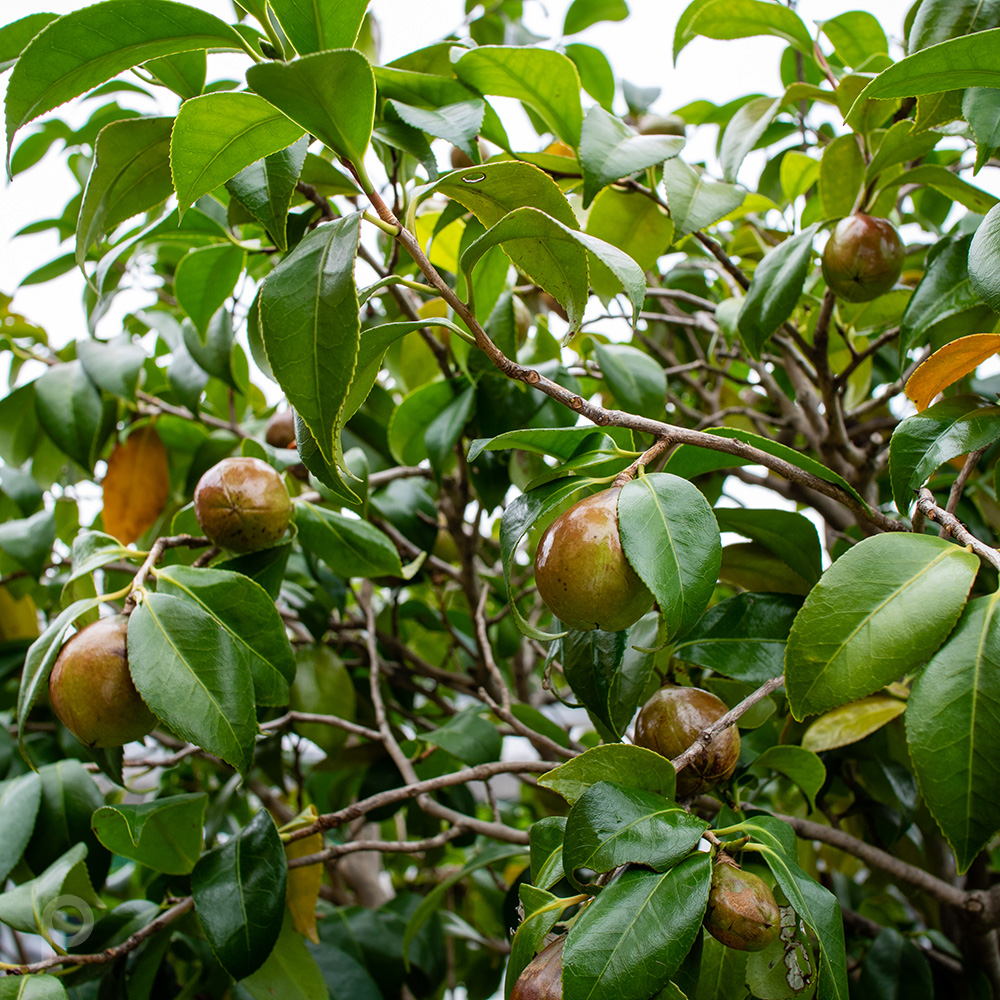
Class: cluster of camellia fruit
47,437,294,749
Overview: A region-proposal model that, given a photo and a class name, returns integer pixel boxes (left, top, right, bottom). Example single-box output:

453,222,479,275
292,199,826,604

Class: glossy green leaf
154,564,295,707
295,502,403,579
858,927,934,1000
5,0,248,168
0,14,58,75
226,136,307,252
819,134,865,219
469,426,616,463
424,708,502,766
506,888,565,1000
676,0,813,60
785,533,979,720
889,396,1000,513
538,744,677,805
714,507,822,586
92,794,207,874
76,116,173,267
865,120,939,186
192,810,287,980
0,383,41,467
0,974,67,999
246,49,375,180
425,383,477,477
145,49,206,98
970,202,1000,312
455,46,583,147
907,592,1000,872
560,627,628,740
592,342,665,419
259,213,362,465
174,245,245,336
565,43,615,109
617,474,721,641
77,338,145,402
387,99,484,163
0,509,55,579
661,157,745,238
239,908,330,1000
171,92,305,215
802,696,907,753
34,360,106,470
673,592,801,685
0,773,42,883
720,96,781,183
579,104,683,207
563,854,712,1000
964,89,1000,174
738,225,819,359
882,164,997,214
909,0,1000,52
563,781,706,877
128,592,256,774
820,11,888,69
748,745,826,811
183,310,237,389
269,0,369,55
564,0,629,35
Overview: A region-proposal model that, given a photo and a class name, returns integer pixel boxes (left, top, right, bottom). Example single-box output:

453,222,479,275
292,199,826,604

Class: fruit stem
123,534,212,613
612,437,672,487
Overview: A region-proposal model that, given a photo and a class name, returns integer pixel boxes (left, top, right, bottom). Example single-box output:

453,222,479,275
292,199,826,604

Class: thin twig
915,489,1000,571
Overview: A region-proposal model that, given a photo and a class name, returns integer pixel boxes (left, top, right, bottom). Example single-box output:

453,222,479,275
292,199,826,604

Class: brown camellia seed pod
510,936,564,1000
633,685,740,797
704,856,780,952
265,409,296,449
194,456,291,553
48,615,156,748
821,213,904,302
533,487,652,633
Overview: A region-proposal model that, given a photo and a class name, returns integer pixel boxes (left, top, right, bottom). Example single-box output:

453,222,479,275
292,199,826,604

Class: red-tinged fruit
533,487,652,632
48,615,156,748
194,456,291,553
265,409,296,449
821,213,904,302
704,857,781,951
510,937,564,1000
633,685,740,797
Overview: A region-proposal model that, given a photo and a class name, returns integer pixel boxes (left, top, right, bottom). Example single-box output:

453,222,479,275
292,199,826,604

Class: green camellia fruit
533,487,652,632
821,213,904,302
48,615,156,748
636,113,686,137
511,937,564,1000
194,456,291,553
704,857,781,951
633,685,740,797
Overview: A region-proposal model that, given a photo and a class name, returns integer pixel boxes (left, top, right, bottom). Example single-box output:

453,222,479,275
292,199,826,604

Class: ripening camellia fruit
48,615,156,748
821,213,904,302
704,857,781,951
633,685,740,797
265,409,296,449
636,113,686,137
533,487,652,632
510,937,564,1000
194,456,291,553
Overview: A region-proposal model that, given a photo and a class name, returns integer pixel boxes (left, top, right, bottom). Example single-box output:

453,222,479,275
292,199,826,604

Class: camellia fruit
533,487,652,632
636,113,686,137
194,456,291,553
821,213,904,302
48,615,156,748
704,856,781,951
633,685,740,797
265,409,296,449
510,937,564,1000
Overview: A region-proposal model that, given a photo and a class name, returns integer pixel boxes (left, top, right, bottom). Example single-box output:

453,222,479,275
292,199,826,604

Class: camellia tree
5,0,1000,996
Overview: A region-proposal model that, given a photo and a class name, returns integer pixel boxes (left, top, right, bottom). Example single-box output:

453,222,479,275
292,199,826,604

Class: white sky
0,0,915,339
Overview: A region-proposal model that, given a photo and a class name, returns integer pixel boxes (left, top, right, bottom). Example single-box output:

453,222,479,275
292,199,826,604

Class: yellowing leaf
282,805,322,944
905,334,1000,411
801,696,906,753
0,587,38,641
102,424,170,544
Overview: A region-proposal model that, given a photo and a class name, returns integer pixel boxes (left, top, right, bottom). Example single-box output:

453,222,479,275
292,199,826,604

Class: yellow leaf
905,333,1000,411
801,696,906,753
102,425,170,544
0,587,38,641
282,805,322,944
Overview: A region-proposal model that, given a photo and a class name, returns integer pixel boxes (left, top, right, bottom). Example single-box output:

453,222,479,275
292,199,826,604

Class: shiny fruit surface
704,859,781,951
533,487,652,632
265,409,296,449
510,937,564,1000
821,214,904,302
636,113,686,136
194,456,291,553
49,615,156,748
633,685,740,797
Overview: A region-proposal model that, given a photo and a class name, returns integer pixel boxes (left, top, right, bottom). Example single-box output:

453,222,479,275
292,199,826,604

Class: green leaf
858,928,934,1000
909,0,1000,52
720,96,781,183
881,164,998,214
661,157,745,238
295,502,404,579
747,746,826,811
34,360,107,470
506,890,565,1000
455,46,583,147
970,202,1000,312
154,564,296,707
579,104,683,207
91,794,207,874
239,908,330,999
269,0,369,55
563,781,706,877
170,92,305,215
676,0,813,59
246,49,375,181
0,14,58,75
145,49,206,99
0,509,55,579
889,396,1000,513
563,0,629,35
76,116,174,267
819,11,888,69
174,245,245,336
963,88,1000,174
0,974,67,999
673,592,801,685
617,474,721,641
565,43,616,110
183,311,237,389
192,810,287,980
738,225,819,359
713,508,822,585
425,383,477,477
77,339,145,402
259,213,362,466
560,627,628,741
784,533,979,720
5,0,248,168
0,383,41,467
819,134,865,219
386,99,484,163
469,427,616,463
128,592,256,774
563,854,712,1000
592,343,666,420
538,744,677,805
423,708,502,766
0,773,42,883
802,696,907,753
907,591,1000,872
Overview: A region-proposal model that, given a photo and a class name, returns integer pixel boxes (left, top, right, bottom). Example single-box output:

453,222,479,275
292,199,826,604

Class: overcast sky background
1,0,916,342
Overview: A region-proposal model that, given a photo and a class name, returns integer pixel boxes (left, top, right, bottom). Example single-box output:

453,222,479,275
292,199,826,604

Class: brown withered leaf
102,424,170,544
